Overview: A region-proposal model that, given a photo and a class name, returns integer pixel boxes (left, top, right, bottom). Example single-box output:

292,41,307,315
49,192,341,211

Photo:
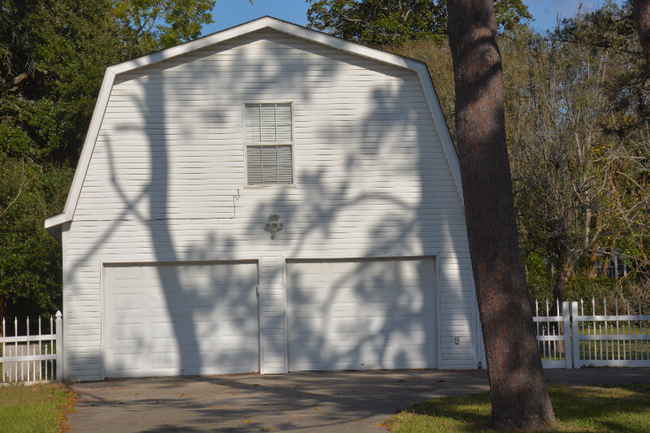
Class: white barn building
45,17,481,380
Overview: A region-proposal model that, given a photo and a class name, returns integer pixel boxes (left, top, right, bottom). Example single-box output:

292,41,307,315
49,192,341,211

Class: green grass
0,383,78,433
384,384,650,432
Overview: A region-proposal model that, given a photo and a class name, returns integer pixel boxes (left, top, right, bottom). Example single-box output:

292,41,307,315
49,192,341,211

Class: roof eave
44,214,66,243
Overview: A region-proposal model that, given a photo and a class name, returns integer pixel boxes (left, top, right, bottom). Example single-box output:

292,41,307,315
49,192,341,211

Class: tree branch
0,160,38,219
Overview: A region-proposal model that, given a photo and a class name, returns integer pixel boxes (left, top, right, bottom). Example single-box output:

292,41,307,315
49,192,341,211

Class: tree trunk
553,270,569,306
588,249,599,278
550,264,572,334
599,255,611,278
598,239,617,278
633,0,650,67
552,250,575,306
447,1,555,430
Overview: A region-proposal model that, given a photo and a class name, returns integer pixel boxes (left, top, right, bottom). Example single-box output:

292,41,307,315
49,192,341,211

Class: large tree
113,0,217,56
307,0,532,46
383,2,650,310
513,1,650,305
511,29,650,306
634,0,650,66
447,0,555,430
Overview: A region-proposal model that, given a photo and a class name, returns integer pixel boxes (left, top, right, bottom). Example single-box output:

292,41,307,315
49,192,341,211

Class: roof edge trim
109,16,420,75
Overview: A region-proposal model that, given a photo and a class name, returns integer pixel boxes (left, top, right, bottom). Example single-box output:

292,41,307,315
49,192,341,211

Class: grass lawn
384,384,650,432
0,382,78,433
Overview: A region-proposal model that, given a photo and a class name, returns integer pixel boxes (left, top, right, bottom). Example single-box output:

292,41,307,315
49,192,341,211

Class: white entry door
287,258,436,371
104,262,258,378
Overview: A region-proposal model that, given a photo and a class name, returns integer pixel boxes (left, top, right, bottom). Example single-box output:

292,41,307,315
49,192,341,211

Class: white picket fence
534,299,650,369
1,311,63,384
533,300,572,368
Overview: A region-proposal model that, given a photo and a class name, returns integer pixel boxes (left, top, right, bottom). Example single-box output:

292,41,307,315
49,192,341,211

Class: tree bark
552,248,575,307
588,249,599,278
587,213,603,278
599,254,612,278
633,0,650,67
447,1,555,430
553,270,569,305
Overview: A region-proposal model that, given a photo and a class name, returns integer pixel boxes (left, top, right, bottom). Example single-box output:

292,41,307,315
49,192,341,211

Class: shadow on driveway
68,370,489,432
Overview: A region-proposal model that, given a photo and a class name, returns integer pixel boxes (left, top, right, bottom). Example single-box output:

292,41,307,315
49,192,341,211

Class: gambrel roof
45,16,461,241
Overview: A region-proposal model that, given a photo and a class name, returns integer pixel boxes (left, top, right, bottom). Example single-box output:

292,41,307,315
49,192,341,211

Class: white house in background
45,16,481,380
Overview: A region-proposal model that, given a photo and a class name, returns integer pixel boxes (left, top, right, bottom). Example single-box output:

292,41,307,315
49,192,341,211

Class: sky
201,0,624,37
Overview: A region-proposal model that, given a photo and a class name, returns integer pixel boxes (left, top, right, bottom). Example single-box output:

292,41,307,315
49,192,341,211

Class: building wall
62,29,477,379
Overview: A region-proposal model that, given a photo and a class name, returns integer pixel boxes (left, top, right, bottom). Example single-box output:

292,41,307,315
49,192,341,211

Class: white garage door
287,258,436,371
104,262,258,378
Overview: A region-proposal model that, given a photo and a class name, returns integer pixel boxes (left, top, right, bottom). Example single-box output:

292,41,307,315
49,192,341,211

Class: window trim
243,102,296,187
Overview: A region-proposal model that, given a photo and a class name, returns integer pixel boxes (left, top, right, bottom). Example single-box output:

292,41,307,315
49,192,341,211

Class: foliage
385,384,650,432
0,153,74,318
383,25,533,147
386,13,650,305
509,4,650,304
0,0,126,165
113,0,216,55
306,0,532,46
0,382,79,433
529,274,617,303
556,0,650,135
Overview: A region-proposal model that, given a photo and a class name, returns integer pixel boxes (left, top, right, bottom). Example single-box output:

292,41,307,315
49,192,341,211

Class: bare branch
0,160,38,219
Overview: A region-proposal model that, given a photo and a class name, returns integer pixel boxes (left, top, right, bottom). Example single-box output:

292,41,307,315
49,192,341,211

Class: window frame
243,102,296,187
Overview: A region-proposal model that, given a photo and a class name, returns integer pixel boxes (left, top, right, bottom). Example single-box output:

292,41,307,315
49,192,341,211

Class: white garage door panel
288,258,436,371
105,262,258,378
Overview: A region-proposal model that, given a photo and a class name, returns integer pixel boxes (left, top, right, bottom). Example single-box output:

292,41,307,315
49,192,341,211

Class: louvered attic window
245,103,293,185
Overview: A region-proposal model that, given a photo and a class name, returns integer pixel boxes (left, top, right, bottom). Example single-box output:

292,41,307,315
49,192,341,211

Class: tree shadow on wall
66,29,472,379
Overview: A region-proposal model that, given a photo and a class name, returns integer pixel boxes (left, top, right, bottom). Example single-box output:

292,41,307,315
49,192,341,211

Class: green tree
307,0,532,46
387,8,650,310
0,154,73,320
556,1,649,135
0,0,126,165
113,0,217,56
511,2,650,305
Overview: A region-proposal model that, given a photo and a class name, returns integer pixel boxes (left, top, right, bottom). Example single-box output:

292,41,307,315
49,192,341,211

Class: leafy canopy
113,0,216,55
306,0,532,46
386,17,650,308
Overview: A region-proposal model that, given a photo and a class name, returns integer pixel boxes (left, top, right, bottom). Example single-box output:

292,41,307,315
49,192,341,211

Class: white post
55,311,63,381
1,317,5,383
571,301,580,368
563,301,572,369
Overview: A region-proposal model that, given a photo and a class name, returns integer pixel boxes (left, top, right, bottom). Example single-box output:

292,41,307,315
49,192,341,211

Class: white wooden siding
61,29,475,380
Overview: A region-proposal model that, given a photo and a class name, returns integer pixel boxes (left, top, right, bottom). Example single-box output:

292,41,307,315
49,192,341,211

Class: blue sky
201,0,623,36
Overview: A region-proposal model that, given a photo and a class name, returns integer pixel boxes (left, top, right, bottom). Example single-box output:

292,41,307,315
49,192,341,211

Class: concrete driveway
67,368,650,432
67,370,489,433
